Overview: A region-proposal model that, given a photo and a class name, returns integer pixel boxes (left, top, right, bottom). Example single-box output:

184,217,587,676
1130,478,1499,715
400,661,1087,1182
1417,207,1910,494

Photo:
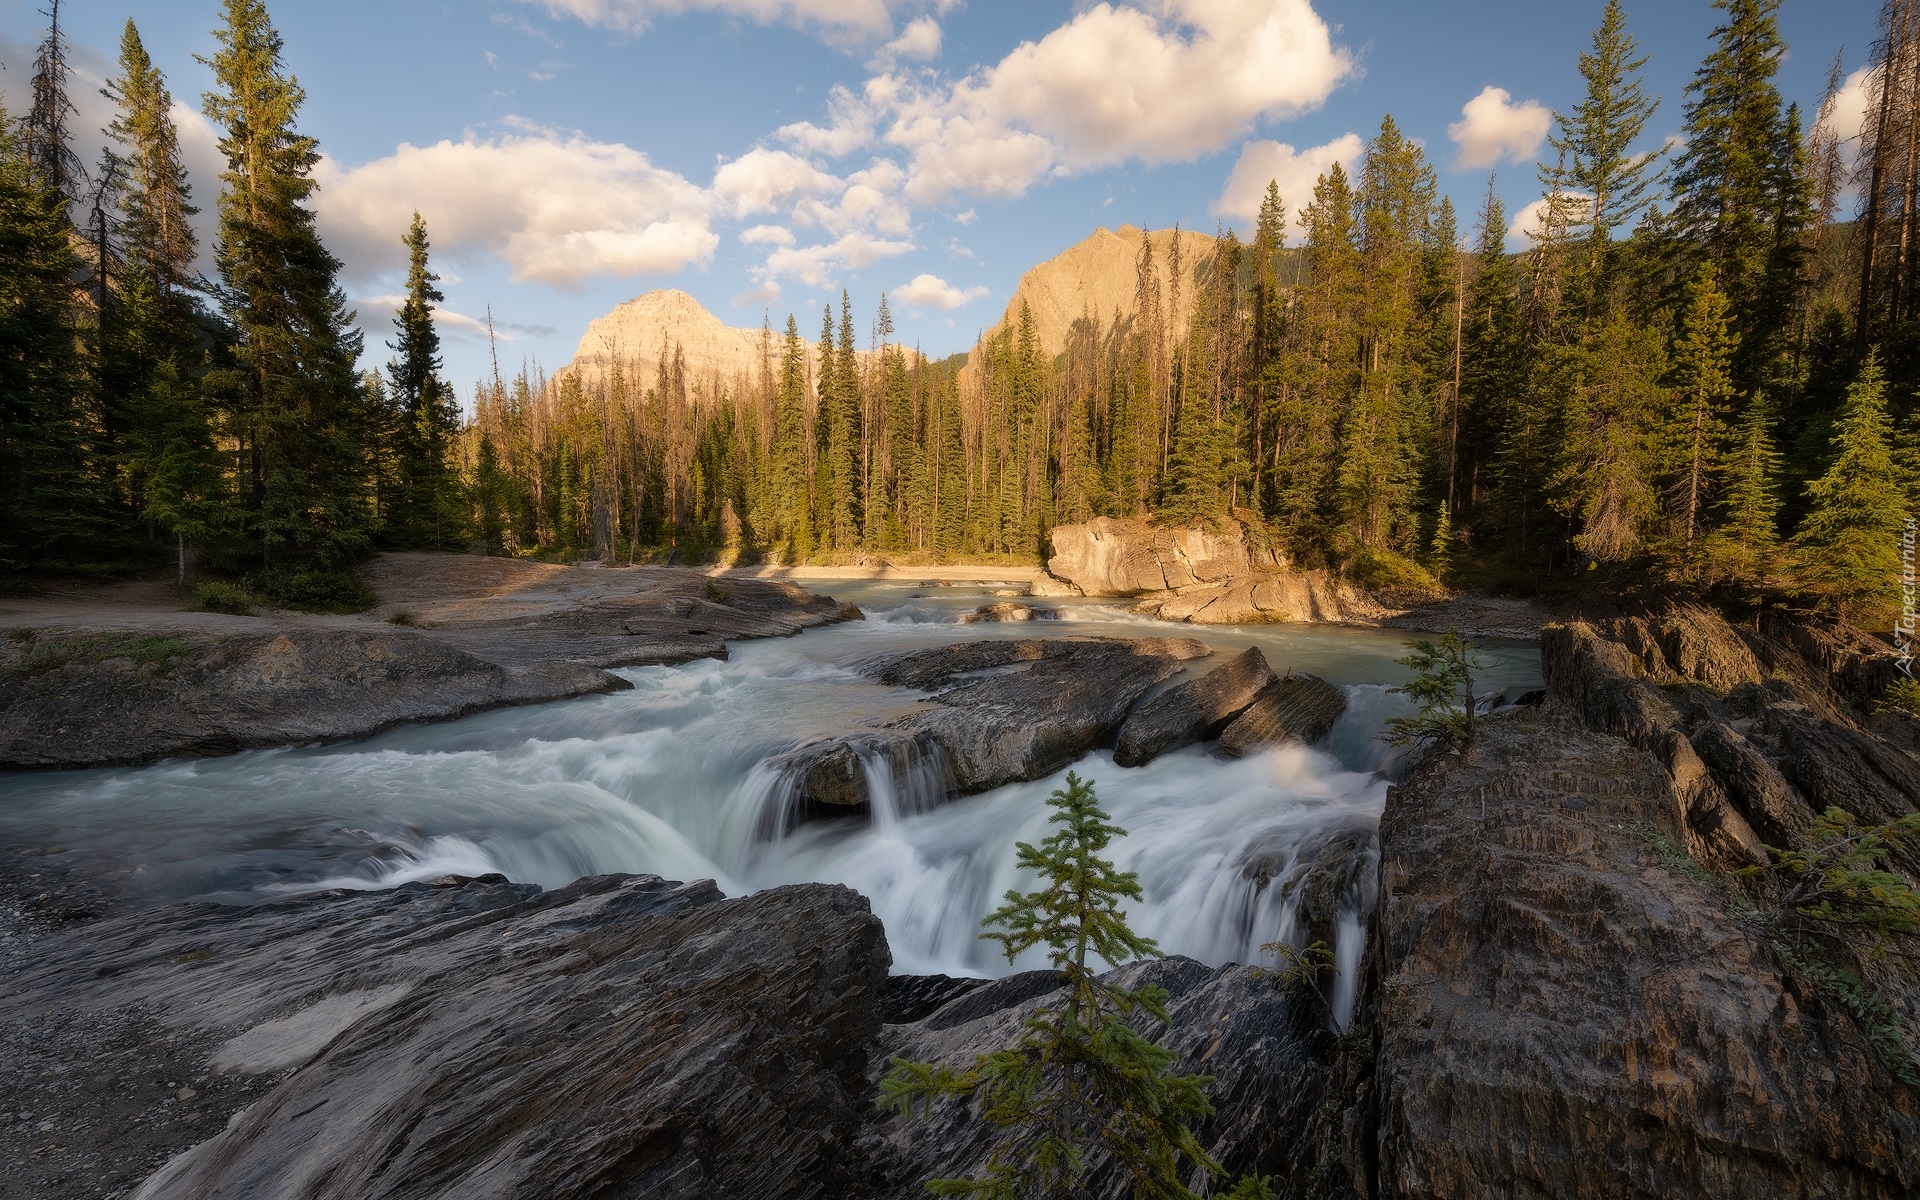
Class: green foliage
1884,678,1920,717
1383,630,1482,753
704,579,728,603
1793,354,1906,611
191,580,255,614
246,566,376,613
1345,547,1440,593
1746,807,1920,943
1427,502,1453,581
15,632,193,677
879,773,1262,1200
1769,934,1920,1088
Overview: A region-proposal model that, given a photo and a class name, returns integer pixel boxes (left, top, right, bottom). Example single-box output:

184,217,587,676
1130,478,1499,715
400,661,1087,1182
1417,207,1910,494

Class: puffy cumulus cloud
315,124,717,287
762,230,915,287
1447,86,1551,170
1818,66,1874,169
528,0,896,39
1211,132,1364,233
880,15,941,63
893,272,985,310
1507,192,1593,245
779,0,1355,203
734,279,783,306
711,148,840,218
792,159,912,235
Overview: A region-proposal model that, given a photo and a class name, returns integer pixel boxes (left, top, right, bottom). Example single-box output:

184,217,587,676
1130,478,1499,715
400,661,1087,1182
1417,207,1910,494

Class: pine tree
387,211,460,549
103,20,199,329
202,0,373,576
880,773,1269,1200
1660,264,1738,572
1541,0,1663,310
22,0,84,206
1460,179,1527,525
1551,317,1666,564
1793,353,1907,612
1703,395,1784,588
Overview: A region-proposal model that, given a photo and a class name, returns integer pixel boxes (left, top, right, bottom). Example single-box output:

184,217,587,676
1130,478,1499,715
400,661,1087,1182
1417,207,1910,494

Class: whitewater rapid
0,580,1540,1025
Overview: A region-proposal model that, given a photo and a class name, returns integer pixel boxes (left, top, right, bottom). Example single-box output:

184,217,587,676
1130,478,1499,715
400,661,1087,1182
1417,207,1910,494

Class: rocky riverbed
2,558,1915,1199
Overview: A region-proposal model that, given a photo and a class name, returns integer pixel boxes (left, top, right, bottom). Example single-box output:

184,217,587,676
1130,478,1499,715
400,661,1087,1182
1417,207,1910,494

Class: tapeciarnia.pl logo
1901,515,1917,679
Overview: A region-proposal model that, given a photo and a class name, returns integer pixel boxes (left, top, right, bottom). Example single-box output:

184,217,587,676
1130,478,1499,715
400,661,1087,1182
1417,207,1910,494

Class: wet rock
1685,718,1811,844
1217,674,1347,757
1326,708,1920,1200
0,875,891,1200
761,731,943,831
959,602,1055,624
868,637,1211,793
1238,823,1378,952
879,975,990,1025
1113,647,1276,766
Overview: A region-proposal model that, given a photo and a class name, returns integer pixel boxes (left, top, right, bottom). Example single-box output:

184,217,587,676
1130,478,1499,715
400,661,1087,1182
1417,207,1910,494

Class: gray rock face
1113,646,1276,766
1043,517,1271,596
870,637,1212,793
1217,674,1348,756
1320,708,1920,1200
960,602,1055,623
0,874,891,1200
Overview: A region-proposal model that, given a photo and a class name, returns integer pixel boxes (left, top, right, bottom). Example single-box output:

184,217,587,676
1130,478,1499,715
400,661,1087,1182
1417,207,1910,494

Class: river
0,580,1540,1022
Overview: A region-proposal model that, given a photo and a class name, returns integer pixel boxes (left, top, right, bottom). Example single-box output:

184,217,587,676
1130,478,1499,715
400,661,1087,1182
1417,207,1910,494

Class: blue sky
0,0,1879,397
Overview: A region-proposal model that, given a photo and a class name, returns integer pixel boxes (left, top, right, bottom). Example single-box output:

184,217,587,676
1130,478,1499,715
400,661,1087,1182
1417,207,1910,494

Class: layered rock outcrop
1218,674,1350,758
0,874,891,1200
1327,706,1920,1199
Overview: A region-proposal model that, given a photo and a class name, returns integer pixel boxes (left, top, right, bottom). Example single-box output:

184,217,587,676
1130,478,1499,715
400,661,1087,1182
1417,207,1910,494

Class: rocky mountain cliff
958,224,1215,395
557,288,775,396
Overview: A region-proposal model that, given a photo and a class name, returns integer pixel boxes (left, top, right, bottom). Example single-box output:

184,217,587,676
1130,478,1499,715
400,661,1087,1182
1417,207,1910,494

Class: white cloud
778,0,1355,204
1507,192,1593,245
734,280,783,306
879,15,941,62
762,230,915,286
711,147,840,218
529,0,897,39
1447,85,1551,170
740,224,797,246
1819,65,1874,169
315,124,718,287
894,271,985,309
1211,133,1363,234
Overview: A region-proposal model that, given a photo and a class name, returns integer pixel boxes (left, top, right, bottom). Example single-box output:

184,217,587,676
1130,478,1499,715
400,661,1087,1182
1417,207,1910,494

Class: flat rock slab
0,628,625,769
1114,646,1276,766
0,874,891,1200
1218,674,1348,756
866,637,1212,794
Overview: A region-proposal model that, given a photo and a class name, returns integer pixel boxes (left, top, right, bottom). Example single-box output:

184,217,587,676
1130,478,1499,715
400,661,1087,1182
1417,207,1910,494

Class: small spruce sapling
1746,807,1920,949
878,772,1273,1200
1382,629,1483,753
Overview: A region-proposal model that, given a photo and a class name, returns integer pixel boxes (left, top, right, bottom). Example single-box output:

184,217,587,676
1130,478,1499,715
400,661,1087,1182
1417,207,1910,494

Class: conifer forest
3,0,1916,611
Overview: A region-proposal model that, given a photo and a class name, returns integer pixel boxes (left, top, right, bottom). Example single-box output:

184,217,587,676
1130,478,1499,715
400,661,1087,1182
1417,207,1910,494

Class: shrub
192,580,256,615
1382,629,1484,754
247,566,377,613
1884,677,1920,716
1345,547,1441,593
17,632,193,676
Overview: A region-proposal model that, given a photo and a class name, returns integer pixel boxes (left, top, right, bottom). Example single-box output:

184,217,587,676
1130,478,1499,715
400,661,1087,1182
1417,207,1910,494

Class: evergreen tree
202,0,372,573
1551,317,1666,564
22,0,84,205
1459,179,1527,525
102,20,199,329
0,101,97,572
386,211,460,549
880,773,1269,1200
1541,0,1663,307
1665,0,1803,390
1660,264,1738,572
1703,395,1784,588
1793,353,1907,611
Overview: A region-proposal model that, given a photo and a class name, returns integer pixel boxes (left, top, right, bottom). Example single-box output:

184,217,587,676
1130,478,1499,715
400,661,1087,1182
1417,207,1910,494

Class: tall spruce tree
1793,353,1907,611
1541,0,1663,310
202,0,373,574
1660,264,1739,572
1704,395,1784,588
1460,179,1527,525
386,211,460,549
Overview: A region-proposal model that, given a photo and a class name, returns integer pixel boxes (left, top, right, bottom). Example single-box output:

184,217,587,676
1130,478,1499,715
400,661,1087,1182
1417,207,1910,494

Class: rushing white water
0,580,1540,1027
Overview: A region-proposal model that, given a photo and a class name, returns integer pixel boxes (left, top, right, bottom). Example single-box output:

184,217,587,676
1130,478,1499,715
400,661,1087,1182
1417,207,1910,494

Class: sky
0,0,1882,398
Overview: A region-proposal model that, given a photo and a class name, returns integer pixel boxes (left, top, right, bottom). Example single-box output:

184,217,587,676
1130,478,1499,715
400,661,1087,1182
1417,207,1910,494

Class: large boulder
1113,646,1276,766
873,637,1212,793
0,874,892,1200
1217,674,1348,756
1043,517,1268,596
